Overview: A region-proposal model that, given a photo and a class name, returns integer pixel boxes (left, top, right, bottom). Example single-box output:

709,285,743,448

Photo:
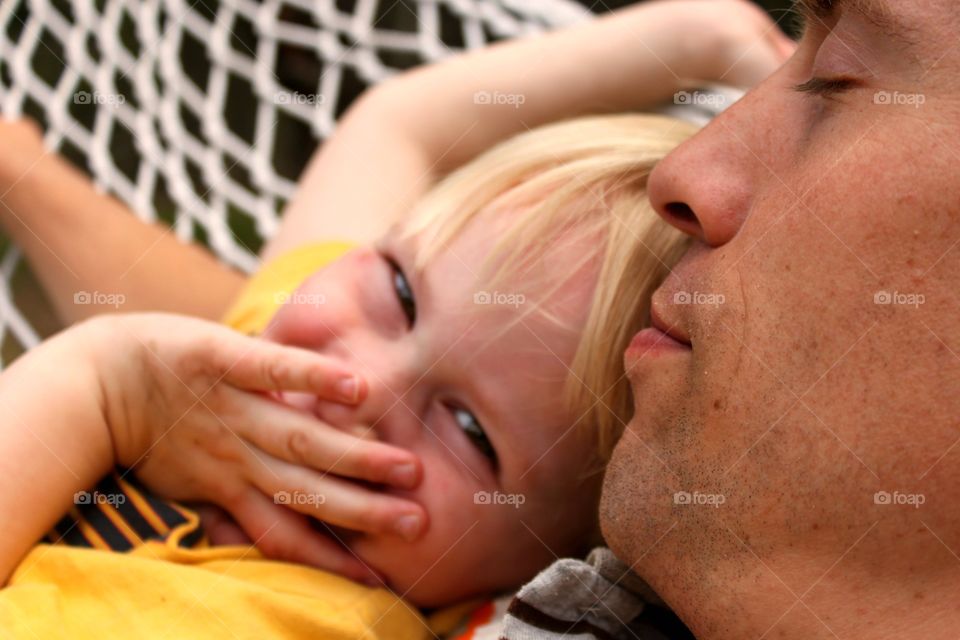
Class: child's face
262,214,603,606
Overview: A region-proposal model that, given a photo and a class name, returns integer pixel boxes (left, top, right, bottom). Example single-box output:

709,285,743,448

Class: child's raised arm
0,1,791,327
263,0,792,258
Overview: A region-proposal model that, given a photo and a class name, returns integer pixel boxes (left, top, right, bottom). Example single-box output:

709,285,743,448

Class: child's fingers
245,452,428,543
193,504,253,546
216,333,366,404
227,488,384,586
234,394,421,489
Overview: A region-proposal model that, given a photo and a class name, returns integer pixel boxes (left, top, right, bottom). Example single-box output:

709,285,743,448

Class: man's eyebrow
795,0,916,47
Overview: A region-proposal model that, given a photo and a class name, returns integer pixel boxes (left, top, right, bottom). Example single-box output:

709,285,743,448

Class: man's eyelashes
793,76,857,97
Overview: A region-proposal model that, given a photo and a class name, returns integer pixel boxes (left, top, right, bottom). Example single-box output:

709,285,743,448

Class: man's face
603,1,960,636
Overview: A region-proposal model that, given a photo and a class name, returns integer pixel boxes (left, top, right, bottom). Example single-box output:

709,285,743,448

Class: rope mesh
0,0,589,366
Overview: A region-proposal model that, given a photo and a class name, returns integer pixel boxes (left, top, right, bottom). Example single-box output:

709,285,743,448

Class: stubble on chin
597,405,729,576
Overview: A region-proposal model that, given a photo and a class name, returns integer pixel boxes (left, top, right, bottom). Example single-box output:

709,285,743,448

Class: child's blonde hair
400,114,697,471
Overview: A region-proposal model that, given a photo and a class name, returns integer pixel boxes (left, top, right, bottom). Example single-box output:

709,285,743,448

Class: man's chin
599,432,645,561
599,419,677,568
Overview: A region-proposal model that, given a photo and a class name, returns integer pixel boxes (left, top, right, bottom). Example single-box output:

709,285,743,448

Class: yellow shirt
2,542,425,639
222,241,356,335
0,242,471,639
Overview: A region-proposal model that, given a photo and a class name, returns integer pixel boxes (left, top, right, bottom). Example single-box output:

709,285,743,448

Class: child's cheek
349,455,476,581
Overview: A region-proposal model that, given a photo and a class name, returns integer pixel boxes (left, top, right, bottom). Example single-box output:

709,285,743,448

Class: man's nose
646,87,772,247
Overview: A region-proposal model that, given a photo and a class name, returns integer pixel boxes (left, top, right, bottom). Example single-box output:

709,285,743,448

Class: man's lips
623,304,692,363
625,326,690,356
650,303,692,347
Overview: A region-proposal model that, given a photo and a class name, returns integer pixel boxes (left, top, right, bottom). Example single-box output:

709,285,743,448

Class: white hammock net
0,0,590,366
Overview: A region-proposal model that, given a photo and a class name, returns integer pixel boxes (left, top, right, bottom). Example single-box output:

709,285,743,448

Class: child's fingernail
387,463,417,488
394,514,423,542
336,375,360,402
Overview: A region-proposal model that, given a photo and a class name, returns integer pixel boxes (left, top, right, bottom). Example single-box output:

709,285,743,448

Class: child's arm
0,317,116,583
0,119,245,326
263,0,793,259
0,0,790,325
0,313,426,585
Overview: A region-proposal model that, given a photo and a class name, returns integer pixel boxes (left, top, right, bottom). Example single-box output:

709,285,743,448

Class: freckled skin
602,2,960,638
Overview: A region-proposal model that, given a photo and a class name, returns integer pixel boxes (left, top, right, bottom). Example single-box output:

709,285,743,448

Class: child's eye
451,405,497,464
387,257,416,327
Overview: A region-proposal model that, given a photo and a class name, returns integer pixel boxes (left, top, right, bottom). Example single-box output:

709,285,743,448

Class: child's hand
95,313,425,583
